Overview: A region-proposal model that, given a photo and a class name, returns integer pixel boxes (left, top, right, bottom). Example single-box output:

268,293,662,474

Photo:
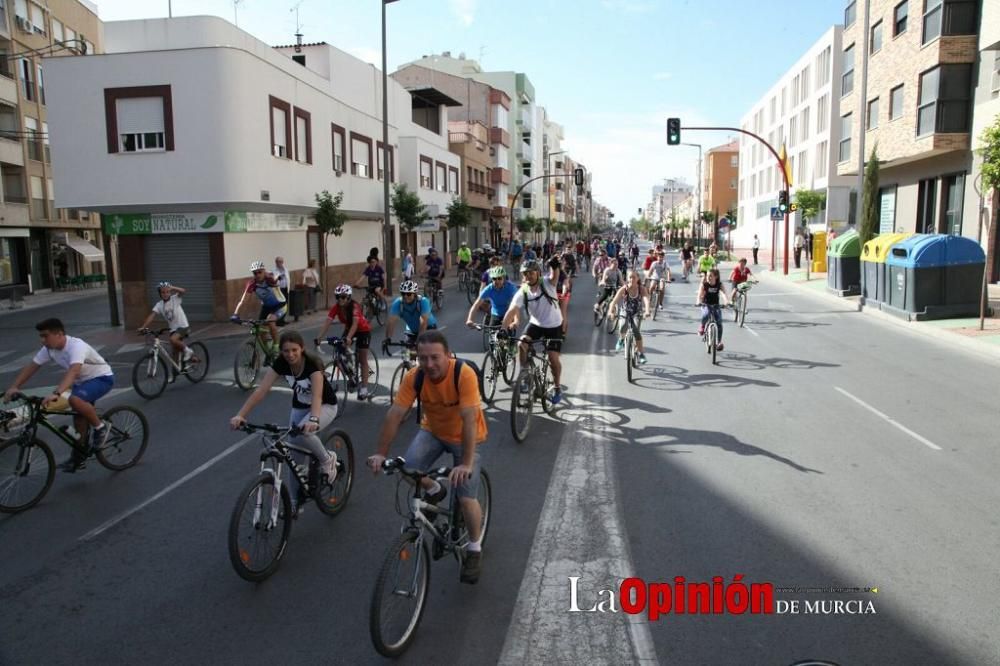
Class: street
1,247,998,666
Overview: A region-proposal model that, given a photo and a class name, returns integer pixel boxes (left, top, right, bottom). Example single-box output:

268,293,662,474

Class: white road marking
79,433,258,541
115,343,147,355
499,357,657,665
834,386,942,451
743,325,760,337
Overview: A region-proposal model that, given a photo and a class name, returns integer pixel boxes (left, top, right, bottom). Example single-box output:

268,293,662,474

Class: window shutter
29,2,44,30
271,106,287,152
296,115,307,162
30,175,43,199
117,97,164,134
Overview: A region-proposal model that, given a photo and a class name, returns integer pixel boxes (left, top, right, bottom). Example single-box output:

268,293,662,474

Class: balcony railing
489,127,510,147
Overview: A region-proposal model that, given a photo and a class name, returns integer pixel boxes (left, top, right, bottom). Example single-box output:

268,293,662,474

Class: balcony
517,140,531,158
0,74,16,105
490,167,510,185
491,206,509,218
517,108,533,130
0,135,23,165
489,127,510,147
489,88,511,110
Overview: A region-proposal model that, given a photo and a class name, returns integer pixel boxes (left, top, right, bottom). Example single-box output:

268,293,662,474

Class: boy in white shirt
139,282,193,375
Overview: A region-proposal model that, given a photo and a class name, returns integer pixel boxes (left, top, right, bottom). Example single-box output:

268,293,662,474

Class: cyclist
315,284,373,399
502,259,564,405
594,254,624,314
523,244,537,262
698,268,729,352
646,250,671,310
615,249,629,274
561,245,578,278
230,329,339,516
550,256,571,331
467,265,517,329
575,239,587,270
697,246,716,279
608,270,651,363
3,318,114,472
356,255,387,311
480,254,503,287
680,242,695,281
367,330,488,584
139,281,193,376
423,247,444,298
591,247,611,284
641,247,657,273
386,280,437,341
730,257,754,310
456,241,472,277
232,260,286,354
474,247,491,278
628,242,640,267
510,238,523,268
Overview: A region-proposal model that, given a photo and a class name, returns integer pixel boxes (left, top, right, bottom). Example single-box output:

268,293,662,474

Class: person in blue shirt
386,280,437,342
467,265,518,328
423,247,444,292
523,245,537,262
356,255,387,309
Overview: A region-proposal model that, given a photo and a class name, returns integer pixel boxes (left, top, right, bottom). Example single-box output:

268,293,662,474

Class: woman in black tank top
698,268,729,350
609,270,651,364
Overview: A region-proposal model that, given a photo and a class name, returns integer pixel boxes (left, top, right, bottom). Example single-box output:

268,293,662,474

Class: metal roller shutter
144,235,214,322
307,230,321,266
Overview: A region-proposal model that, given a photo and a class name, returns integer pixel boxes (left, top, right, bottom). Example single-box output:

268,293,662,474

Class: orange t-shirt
394,359,487,445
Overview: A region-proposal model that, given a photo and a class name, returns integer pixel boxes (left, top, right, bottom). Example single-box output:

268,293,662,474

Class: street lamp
681,142,702,244
381,0,400,294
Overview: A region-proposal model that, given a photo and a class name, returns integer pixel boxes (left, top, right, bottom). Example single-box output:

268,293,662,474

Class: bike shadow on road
628,363,783,391
742,319,832,331
713,351,841,372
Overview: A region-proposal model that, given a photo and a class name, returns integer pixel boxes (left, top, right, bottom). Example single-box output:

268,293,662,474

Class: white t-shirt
274,266,290,290
510,279,563,328
753,237,760,249
152,294,190,331
32,337,113,382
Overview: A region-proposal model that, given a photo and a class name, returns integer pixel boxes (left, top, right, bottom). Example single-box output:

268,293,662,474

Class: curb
758,270,1000,364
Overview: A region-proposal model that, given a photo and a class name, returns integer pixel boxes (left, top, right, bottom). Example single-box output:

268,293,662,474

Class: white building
735,26,855,251
44,15,459,326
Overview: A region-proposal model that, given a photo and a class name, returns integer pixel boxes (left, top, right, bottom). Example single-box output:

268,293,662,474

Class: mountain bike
647,277,667,321
457,265,476,303
317,337,380,416
731,279,758,328
369,456,491,657
509,336,558,443
593,288,612,328
614,310,644,383
423,279,444,313
131,328,210,399
464,275,481,305
232,318,279,390
700,304,725,365
227,422,354,582
0,393,149,513
362,288,388,327
472,323,517,404
383,338,417,420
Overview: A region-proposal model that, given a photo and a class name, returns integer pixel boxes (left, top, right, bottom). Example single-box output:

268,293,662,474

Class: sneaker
550,390,562,405
638,353,648,365
424,484,447,505
615,338,624,351
90,422,111,451
460,550,482,584
58,447,89,473
698,326,705,336
182,347,194,362
716,342,725,352
358,386,369,400
321,451,339,483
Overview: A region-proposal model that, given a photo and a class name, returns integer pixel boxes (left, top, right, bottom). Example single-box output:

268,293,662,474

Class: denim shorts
403,429,481,499
71,375,114,404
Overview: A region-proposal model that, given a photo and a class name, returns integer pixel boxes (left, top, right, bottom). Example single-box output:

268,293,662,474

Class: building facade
970,0,999,281
704,141,740,218
447,120,494,249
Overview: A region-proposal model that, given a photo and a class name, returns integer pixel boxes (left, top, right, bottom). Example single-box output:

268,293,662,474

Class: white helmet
399,280,419,294
333,284,353,297
249,260,265,272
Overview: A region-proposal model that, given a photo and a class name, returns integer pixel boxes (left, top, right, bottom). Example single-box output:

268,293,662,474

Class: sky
92,0,848,219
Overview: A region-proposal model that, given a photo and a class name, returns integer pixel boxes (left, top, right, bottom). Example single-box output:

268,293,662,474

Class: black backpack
412,358,486,410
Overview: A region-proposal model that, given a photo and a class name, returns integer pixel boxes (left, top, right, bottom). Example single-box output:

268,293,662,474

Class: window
14,0,26,20
24,116,40,161
30,175,44,219
817,141,828,178
817,47,831,87
839,113,852,162
35,64,44,105
116,97,166,152
817,94,829,133
916,178,937,232
376,142,394,182
449,167,459,194
918,64,972,135
992,52,1000,97
350,132,372,178
923,0,943,43
268,95,291,158
64,25,75,47
792,74,800,107
522,161,531,177
19,58,33,101
798,151,808,184
845,0,857,26
800,66,810,99
789,116,798,147
841,44,855,97
894,1,908,35
435,162,447,192
41,121,49,162
521,193,533,209
331,124,345,172
770,96,776,123
420,156,433,188
293,107,311,164
28,1,44,34
942,172,965,234
801,107,810,140
890,84,905,120
729,178,737,190
871,21,883,53
867,97,879,130
51,18,63,44
730,155,738,167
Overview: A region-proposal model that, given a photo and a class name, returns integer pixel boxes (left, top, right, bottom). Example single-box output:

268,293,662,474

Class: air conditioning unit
489,147,496,156
15,16,31,32
80,230,91,241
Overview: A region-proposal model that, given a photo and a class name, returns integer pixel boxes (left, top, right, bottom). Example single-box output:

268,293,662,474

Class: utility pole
381,0,400,294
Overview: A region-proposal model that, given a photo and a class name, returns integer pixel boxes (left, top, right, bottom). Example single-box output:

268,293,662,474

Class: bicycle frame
12,400,93,456
320,338,361,386
246,426,321,527
142,330,186,373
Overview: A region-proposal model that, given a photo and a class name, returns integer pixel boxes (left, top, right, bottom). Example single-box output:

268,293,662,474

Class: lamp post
381,0,399,294
681,142,702,244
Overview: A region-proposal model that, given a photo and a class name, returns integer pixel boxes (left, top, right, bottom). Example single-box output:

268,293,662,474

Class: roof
272,41,329,49
406,86,463,108
708,140,739,153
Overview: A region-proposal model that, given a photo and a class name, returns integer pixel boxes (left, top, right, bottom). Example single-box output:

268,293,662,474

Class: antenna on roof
290,0,306,51
234,0,246,28
478,45,486,66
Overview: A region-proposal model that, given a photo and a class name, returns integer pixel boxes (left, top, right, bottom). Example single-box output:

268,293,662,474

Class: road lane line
834,386,942,451
743,325,760,337
499,356,657,665
79,433,257,542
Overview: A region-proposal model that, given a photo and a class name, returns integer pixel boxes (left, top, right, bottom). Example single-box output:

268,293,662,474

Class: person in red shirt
315,284,373,399
730,258,753,293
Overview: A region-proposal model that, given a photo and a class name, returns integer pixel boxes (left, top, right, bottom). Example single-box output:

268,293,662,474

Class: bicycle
464,275,481,305
647,277,667,320
457,265,478,305
227,421,354,582
232,318,279,390
613,309,644,383
317,337,380,415
361,288,388,327
509,336,559,442
471,323,517,403
0,393,149,513
369,456,491,657
731,279,758,328
131,328,210,399
423,279,444,313
699,304,726,365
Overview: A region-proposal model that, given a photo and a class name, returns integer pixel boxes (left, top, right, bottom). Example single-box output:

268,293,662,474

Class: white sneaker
182,347,194,361
321,451,338,483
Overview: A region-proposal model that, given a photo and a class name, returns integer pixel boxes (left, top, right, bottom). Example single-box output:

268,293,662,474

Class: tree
391,183,430,231
859,144,880,247
533,216,547,241
793,188,827,227
978,113,1000,193
313,190,348,308
446,197,473,242
516,214,536,236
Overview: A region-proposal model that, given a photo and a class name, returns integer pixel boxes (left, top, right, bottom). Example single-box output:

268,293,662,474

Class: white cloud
652,72,673,81
449,0,477,26
347,46,381,65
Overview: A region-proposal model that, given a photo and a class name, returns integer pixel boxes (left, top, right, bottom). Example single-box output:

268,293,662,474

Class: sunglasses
252,270,264,275
336,295,349,300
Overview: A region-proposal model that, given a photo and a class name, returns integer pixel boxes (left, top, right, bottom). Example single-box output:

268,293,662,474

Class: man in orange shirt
368,330,487,584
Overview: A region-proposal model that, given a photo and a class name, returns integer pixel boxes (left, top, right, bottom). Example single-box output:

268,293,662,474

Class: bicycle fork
255,462,284,529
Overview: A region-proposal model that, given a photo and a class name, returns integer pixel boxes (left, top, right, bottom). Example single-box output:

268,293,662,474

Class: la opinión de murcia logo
568,577,878,617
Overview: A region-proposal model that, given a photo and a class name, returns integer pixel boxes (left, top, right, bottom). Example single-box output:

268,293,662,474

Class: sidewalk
757,266,1000,361
0,287,108,316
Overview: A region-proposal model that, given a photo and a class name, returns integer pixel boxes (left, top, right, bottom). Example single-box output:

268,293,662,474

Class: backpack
412,358,486,412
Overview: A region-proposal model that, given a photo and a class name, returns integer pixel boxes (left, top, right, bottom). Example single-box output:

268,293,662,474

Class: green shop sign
104,212,309,235
224,212,309,233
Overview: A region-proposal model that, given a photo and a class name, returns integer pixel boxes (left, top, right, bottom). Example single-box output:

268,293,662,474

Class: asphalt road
1,248,997,665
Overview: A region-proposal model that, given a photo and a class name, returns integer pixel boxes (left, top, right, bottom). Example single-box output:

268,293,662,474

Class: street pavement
1,248,998,665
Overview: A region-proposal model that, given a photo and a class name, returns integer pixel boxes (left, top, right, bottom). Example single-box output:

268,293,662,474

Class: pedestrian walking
804,229,813,262
752,234,760,265
302,259,321,313
402,251,414,281
794,234,803,269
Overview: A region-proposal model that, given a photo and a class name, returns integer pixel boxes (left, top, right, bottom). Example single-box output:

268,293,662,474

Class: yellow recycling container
861,233,911,303
811,231,827,273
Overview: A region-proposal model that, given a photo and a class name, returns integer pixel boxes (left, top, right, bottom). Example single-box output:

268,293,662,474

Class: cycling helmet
520,259,541,273
460,241,468,247
333,284,353,297
428,247,438,254
157,281,172,289
399,280,419,294
488,266,507,279
249,260,266,272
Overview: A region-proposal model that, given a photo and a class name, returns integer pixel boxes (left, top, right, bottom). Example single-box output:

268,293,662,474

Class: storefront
0,228,28,287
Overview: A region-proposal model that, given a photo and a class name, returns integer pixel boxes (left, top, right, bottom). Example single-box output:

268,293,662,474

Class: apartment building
0,0,102,292
836,0,981,241
736,26,855,251
447,120,495,249
650,178,694,228
45,15,459,327
703,141,740,218
970,0,999,282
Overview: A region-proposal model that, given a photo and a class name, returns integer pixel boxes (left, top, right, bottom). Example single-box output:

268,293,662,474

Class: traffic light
667,118,681,145
777,190,789,214
574,168,584,187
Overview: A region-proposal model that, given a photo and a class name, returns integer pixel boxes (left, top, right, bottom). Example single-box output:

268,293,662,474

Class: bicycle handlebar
138,327,171,336
381,456,450,481
238,422,304,436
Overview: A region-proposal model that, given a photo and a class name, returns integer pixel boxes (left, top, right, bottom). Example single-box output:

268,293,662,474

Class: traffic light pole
680,125,791,275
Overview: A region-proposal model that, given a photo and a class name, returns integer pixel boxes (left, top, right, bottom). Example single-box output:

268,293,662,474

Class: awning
62,235,104,262
0,227,29,238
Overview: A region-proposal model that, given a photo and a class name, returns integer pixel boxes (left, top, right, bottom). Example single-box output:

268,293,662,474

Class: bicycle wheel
390,362,414,421
0,437,55,514
481,318,491,353
650,292,659,321
709,325,718,365
593,300,606,327
228,474,292,582
326,361,350,418
359,352,380,400
605,311,618,334
540,365,557,417
315,429,354,516
739,295,748,328
433,289,443,312
131,352,168,400
370,530,430,658
234,340,260,390
480,351,499,404
375,299,387,327
626,333,634,383
454,468,492,549
500,345,517,386
183,341,210,383
733,294,741,322
95,406,150,470
510,373,533,442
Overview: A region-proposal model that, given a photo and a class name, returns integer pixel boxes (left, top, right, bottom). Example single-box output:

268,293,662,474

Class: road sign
770,207,782,221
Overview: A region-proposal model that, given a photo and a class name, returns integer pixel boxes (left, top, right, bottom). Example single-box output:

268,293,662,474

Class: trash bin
826,229,861,296
860,232,911,305
883,234,986,320
811,231,827,272
288,287,306,321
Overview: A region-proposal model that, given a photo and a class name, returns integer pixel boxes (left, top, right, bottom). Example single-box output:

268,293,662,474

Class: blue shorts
71,375,114,404
403,429,481,500
259,303,287,321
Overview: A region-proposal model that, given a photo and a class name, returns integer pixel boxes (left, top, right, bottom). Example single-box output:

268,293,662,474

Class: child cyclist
231,260,286,354
698,268,729,351
730,257,753,298
315,284,373,400
139,282,194,375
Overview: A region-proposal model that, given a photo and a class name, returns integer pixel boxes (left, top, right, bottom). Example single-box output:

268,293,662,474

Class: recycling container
826,229,861,296
860,232,911,304
288,287,306,321
884,234,986,320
